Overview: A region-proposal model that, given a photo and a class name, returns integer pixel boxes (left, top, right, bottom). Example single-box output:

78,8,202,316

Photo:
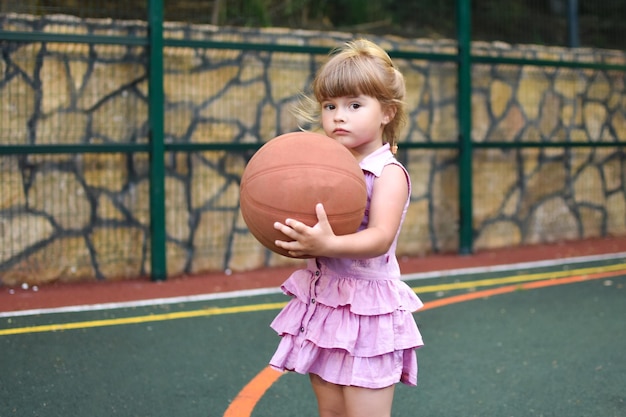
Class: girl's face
320,95,392,159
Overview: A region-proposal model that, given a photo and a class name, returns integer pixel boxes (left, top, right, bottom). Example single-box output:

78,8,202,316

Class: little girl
269,39,424,417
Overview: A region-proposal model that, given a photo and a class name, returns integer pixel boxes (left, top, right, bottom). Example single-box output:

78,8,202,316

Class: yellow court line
0,302,287,337
1,262,624,337
411,262,626,293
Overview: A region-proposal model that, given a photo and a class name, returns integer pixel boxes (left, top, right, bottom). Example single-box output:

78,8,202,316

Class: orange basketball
240,132,367,258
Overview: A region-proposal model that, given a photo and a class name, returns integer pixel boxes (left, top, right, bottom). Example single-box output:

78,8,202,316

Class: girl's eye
349,103,361,110
323,103,335,110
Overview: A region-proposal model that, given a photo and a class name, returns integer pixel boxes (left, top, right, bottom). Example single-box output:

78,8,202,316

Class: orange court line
223,365,284,417
223,268,625,417
420,269,623,311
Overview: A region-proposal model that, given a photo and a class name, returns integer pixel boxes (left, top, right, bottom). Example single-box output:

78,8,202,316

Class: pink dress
269,144,424,389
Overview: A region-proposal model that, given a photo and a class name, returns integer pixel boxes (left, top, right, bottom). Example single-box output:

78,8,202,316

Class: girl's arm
273,164,408,259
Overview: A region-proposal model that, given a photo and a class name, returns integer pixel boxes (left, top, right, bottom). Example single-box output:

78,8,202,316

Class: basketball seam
242,164,365,184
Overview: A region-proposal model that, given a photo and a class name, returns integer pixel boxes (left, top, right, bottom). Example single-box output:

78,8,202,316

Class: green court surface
1,256,625,417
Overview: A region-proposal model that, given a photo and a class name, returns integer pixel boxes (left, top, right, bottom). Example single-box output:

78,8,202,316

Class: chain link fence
1,1,624,284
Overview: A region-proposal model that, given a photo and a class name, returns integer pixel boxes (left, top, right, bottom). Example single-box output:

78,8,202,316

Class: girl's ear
382,106,396,125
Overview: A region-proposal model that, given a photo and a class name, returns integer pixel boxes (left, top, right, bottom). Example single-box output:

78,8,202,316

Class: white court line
1,251,625,319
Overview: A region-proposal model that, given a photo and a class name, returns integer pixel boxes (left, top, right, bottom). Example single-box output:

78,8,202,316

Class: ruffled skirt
269,267,424,389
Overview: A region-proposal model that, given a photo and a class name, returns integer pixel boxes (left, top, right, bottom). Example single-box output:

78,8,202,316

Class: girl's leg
343,384,395,417
309,373,395,417
310,373,347,417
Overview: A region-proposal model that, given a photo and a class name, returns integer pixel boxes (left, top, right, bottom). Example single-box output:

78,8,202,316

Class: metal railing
1,0,624,281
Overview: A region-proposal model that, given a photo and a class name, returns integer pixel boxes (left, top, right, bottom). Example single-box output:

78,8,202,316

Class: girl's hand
274,203,336,258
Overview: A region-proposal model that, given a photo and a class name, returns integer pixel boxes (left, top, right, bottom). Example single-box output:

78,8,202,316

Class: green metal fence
1,1,625,283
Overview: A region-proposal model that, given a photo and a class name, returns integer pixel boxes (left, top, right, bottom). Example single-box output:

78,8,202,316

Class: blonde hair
295,39,407,151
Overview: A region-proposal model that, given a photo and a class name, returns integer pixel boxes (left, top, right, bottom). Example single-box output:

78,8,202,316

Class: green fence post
148,0,167,280
457,0,473,254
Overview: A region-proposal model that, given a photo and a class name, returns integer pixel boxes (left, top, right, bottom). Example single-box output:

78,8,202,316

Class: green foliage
2,0,624,49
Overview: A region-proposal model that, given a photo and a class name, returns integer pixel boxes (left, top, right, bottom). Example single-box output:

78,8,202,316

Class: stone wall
1,13,625,285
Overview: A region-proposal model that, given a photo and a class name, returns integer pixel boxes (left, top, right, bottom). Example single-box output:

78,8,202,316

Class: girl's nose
333,109,345,122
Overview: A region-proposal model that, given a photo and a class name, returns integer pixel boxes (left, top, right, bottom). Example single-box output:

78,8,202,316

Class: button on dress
269,144,424,389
